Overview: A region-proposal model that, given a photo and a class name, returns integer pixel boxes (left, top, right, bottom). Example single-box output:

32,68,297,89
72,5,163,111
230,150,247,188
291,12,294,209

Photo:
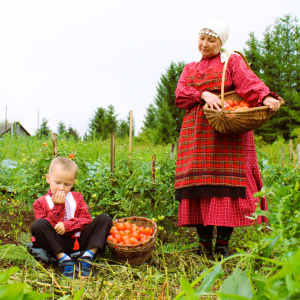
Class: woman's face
198,33,222,58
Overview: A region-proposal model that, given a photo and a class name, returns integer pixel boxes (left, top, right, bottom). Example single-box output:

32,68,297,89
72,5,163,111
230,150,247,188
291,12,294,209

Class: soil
0,208,36,245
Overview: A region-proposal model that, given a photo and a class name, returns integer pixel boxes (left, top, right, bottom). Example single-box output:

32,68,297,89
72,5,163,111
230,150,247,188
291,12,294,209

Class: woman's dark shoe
187,246,212,258
214,245,229,258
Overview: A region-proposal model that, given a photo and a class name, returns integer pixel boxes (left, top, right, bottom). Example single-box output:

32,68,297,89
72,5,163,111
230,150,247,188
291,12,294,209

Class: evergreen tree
244,14,300,142
57,122,67,136
142,61,185,144
36,118,51,138
66,126,80,141
116,112,135,138
88,105,118,140
143,103,157,129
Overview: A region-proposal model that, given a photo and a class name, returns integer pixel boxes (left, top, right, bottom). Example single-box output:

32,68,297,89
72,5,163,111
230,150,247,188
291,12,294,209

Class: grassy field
0,134,299,299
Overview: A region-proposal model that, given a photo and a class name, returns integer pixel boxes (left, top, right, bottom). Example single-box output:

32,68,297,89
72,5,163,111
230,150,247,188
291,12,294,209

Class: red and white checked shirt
33,190,92,236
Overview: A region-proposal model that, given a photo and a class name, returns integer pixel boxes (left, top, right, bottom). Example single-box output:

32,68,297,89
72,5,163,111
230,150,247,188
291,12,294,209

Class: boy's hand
52,190,66,204
54,222,66,235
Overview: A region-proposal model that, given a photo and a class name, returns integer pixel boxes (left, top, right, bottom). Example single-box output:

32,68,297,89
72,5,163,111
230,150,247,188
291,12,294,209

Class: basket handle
221,51,251,109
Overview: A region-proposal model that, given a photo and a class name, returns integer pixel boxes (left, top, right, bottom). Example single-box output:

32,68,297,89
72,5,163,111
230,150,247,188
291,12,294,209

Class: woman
175,19,280,258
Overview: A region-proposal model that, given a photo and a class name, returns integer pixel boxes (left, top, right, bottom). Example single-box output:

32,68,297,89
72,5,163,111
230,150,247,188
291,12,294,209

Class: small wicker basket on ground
106,216,158,266
203,51,284,134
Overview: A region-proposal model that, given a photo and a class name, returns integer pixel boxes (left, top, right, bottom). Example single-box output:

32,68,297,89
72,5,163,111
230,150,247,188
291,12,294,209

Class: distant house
0,122,31,137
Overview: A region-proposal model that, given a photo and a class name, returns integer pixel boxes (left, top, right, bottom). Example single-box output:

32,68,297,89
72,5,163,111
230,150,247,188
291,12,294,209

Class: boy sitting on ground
31,157,112,278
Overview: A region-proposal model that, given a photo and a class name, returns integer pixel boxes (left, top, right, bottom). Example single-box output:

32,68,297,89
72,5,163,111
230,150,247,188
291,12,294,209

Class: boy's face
46,165,76,196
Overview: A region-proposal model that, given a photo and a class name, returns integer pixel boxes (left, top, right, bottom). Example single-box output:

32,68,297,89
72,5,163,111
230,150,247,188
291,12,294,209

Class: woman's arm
175,63,204,109
229,54,279,106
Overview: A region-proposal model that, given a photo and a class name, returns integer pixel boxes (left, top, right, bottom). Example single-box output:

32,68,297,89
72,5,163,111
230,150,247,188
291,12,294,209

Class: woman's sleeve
175,63,204,109
229,54,278,104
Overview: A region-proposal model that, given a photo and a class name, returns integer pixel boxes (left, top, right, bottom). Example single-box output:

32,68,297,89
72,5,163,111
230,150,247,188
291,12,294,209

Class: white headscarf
200,19,229,45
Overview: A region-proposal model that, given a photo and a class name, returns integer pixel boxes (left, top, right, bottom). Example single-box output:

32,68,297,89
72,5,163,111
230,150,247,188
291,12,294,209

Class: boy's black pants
31,214,112,257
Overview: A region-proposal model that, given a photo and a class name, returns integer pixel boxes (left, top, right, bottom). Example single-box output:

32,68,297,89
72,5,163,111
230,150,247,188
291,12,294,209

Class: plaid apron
175,59,247,199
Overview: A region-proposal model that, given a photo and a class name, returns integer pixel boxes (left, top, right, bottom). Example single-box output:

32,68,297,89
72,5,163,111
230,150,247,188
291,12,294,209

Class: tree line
36,105,134,141
36,14,300,143
142,14,300,144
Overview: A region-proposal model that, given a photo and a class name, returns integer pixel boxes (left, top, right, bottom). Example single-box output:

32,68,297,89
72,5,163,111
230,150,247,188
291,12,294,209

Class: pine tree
244,14,300,142
88,105,118,140
57,122,67,136
143,103,157,129
66,126,80,141
142,61,185,144
36,118,51,138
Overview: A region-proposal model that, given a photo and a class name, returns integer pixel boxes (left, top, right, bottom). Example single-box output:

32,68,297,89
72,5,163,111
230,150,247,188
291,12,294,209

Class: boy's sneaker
78,256,94,277
58,259,75,278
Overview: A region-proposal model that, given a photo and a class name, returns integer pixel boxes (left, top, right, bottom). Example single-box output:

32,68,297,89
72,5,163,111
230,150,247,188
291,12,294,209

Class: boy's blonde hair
49,157,78,178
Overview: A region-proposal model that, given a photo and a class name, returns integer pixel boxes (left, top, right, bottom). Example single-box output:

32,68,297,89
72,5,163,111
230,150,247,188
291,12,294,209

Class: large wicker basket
107,216,158,266
203,51,284,134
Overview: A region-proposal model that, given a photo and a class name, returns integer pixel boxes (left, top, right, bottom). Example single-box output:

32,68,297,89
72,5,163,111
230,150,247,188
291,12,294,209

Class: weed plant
0,134,299,299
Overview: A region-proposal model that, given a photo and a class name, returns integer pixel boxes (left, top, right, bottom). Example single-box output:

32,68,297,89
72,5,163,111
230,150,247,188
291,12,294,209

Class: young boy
31,157,112,278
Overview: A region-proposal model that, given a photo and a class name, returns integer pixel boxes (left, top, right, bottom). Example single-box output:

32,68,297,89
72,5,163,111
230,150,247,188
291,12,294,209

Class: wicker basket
203,51,285,134
106,216,158,266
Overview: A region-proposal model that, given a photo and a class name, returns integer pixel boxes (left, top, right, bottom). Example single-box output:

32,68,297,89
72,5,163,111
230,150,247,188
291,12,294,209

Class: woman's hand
52,190,66,205
201,91,228,110
263,96,281,112
54,222,66,235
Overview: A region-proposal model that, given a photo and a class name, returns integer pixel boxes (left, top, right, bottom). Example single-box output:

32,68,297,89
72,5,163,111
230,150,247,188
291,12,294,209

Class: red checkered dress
175,53,274,227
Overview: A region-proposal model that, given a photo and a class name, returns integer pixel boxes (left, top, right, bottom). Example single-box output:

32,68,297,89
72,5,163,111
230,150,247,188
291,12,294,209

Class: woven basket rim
107,216,158,248
203,93,285,115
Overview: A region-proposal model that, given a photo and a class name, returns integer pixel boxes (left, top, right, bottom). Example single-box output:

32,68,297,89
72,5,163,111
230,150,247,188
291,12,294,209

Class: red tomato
131,231,141,240
111,229,119,236
114,234,122,243
115,223,126,231
124,222,132,230
107,235,114,241
239,100,249,107
68,154,75,159
124,229,131,236
225,99,235,107
128,237,139,245
140,236,148,243
144,227,153,236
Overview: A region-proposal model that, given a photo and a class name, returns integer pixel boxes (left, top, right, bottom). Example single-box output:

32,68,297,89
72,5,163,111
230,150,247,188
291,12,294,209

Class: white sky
0,0,299,136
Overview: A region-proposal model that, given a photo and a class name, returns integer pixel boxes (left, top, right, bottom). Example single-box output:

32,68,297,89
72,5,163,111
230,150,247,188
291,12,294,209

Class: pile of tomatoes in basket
107,222,154,245
224,99,259,111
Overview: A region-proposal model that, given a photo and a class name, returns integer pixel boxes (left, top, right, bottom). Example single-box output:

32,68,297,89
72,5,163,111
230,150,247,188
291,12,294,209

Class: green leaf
218,293,253,300
195,265,224,296
0,267,20,284
23,291,53,300
0,283,28,299
179,277,198,300
219,268,253,299
73,288,85,300
294,181,299,191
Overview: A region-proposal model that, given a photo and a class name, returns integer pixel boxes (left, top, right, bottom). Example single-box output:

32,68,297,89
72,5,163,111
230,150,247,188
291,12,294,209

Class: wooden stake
297,144,300,168
52,133,57,157
289,139,293,160
5,106,7,131
37,109,39,136
129,110,133,173
170,144,175,160
110,133,115,174
281,147,284,168
152,155,156,183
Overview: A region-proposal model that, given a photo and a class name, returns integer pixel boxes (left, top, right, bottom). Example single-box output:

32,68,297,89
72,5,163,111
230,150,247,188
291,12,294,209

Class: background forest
27,15,300,146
